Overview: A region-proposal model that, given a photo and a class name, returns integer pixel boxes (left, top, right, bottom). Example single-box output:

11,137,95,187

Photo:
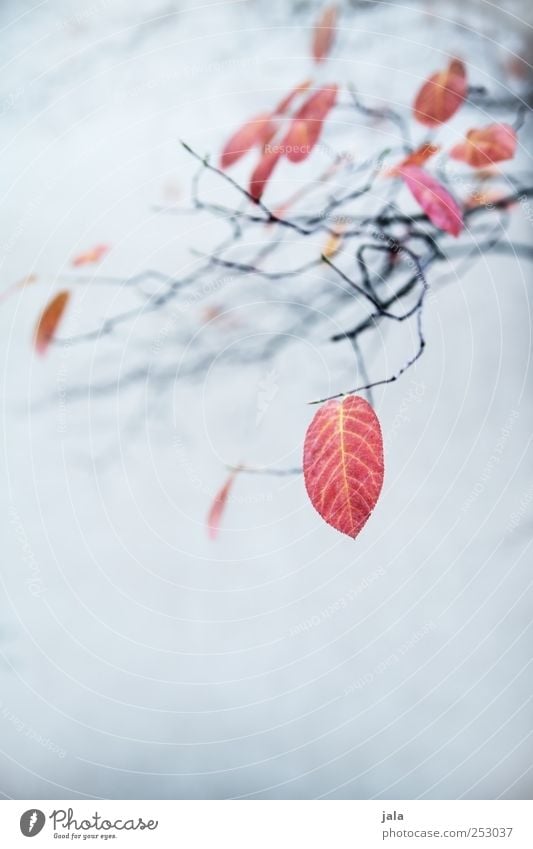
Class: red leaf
449,123,517,168
282,120,310,162
71,244,109,267
249,148,282,201
34,291,70,355
282,84,338,163
399,165,463,237
274,79,312,116
207,469,240,540
385,143,440,177
220,113,277,168
413,58,467,126
312,5,337,63
304,396,384,538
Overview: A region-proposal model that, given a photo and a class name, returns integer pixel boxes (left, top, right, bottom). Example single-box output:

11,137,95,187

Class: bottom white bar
1,800,531,848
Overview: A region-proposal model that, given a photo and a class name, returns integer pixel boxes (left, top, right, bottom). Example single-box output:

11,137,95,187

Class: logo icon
20,810,45,837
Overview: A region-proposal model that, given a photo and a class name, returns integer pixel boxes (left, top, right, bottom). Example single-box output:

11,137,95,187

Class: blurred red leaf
386,143,440,177
312,5,337,63
282,84,338,163
220,113,278,168
303,396,384,538
207,468,241,540
399,165,464,237
34,291,70,355
413,58,467,126
274,79,312,116
249,148,282,201
449,123,517,168
72,244,109,267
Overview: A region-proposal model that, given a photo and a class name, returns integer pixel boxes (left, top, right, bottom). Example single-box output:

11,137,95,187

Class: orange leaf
207,468,241,540
385,143,440,177
71,244,109,267
303,396,384,538
312,5,337,63
322,225,345,258
220,113,277,168
449,123,517,168
399,165,464,237
34,291,70,355
282,84,338,163
413,58,467,126
249,148,282,202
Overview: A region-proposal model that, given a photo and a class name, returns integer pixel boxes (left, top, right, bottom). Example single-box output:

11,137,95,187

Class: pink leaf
399,165,464,237
303,396,384,538
207,468,241,540
449,123,517,168
413,58,467,126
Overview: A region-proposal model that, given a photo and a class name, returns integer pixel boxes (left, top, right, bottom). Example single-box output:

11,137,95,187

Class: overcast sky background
1,0,532,799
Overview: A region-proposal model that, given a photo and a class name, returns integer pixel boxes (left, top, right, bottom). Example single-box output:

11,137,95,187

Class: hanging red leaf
274,79,312,116
304,396,384,538
249,148,282,201
413,58,467,126
312,5,337,63
71,244,109,267
34,291,70,355
449,123,517,168
207,468,241,540
385,143,440,177
399,165,464,237
282,84,338,163
283,119,309,161
220,113,278,168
